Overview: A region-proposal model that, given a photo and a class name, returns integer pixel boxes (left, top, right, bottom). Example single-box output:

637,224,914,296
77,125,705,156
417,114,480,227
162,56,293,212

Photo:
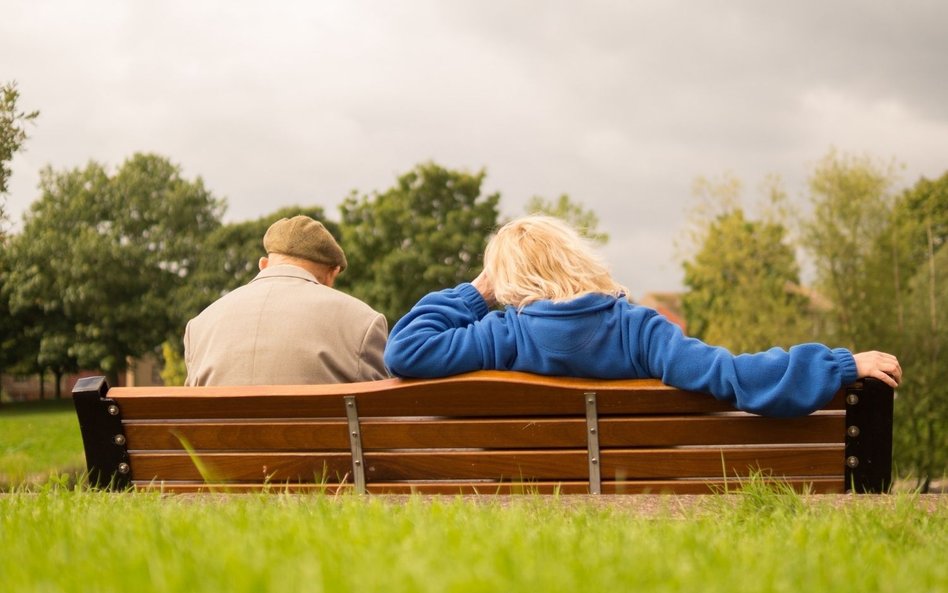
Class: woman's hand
853,351,902,388
472,269,497,307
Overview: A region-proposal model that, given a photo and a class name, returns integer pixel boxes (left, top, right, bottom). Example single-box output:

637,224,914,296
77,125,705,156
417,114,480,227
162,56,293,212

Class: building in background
0,354,162,402
637,292,686,332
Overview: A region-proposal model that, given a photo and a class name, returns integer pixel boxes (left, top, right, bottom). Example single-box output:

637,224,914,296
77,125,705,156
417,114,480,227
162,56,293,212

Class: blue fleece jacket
384,283,859,417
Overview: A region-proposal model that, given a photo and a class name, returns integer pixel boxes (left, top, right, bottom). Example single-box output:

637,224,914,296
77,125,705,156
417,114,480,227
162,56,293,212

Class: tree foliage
873,172,948,346
875,172,948,488
682,209,810,353
800,153,947,487
0,241,27,372
679,158,947,482
5,153,224,384
159,341,187,387
0,81,39,395
337,162,501,325
1,81,39,227
525,194,609,245
680,173,810,353
800,150,900,349
895,243,948,488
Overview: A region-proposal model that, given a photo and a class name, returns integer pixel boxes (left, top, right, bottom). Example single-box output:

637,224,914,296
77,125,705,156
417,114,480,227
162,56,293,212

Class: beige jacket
184,264,388,385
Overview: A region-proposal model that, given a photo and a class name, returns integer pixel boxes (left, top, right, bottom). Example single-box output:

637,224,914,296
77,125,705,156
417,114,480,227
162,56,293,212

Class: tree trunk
54,370,63,399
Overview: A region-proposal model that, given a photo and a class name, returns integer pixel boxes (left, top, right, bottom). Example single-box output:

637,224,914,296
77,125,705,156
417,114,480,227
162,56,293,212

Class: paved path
363,493,947,516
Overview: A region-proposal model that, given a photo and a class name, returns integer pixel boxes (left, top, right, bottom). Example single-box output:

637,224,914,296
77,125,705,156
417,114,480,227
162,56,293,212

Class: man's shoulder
187,283,252,325
319,287,384,320
189,275,383,323
259,274,383,320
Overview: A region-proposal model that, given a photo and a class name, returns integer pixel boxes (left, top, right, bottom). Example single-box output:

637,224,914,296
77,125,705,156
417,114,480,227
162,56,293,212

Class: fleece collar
517,293,620,317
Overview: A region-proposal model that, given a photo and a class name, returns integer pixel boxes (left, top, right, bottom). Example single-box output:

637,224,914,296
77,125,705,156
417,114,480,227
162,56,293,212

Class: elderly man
184,215,388,385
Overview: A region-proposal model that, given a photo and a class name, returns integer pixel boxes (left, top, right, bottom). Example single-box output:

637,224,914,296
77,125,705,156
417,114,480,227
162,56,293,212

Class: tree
894,236,948,490
682,209,810,353
2,217,77,399
1,81,39,226
0,265,77,399
6,153,224,385
159,341,187,387
0,81,38,397
868,171,948,349
337,162,501,325
680,173,811,353
800,150,900,349
878,172,948,489
0,240,28,377
525,194,609,245
801,155,947,487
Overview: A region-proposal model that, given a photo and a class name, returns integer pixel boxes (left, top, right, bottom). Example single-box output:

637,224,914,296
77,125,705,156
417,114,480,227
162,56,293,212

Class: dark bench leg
844,378,894,493
72,377,131,490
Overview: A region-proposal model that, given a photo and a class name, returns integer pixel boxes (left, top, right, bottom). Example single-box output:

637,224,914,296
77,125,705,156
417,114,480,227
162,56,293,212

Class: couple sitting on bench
184,214,901,418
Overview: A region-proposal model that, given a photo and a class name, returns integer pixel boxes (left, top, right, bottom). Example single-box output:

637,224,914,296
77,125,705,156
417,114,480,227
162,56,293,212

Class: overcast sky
3,0,948,295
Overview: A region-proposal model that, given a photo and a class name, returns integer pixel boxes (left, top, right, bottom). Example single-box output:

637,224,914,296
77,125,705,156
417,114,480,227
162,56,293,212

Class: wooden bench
71,371,893,494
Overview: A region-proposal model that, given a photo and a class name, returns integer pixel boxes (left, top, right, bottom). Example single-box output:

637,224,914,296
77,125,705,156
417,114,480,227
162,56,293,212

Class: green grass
0,485,945,593
1,400,946,592
0,399,85,487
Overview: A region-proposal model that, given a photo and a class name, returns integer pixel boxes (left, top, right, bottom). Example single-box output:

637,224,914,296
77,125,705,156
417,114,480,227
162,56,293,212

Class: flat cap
263,215,347,271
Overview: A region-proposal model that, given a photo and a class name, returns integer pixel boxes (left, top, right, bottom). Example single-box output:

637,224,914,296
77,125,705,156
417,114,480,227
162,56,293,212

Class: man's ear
258,256,269,270
324,266,342,288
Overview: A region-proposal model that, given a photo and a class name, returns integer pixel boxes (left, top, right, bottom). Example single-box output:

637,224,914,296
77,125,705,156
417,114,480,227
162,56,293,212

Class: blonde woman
383,216,901,417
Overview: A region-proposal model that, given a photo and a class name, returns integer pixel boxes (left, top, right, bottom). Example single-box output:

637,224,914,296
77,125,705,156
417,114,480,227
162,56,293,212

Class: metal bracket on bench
844,379,894,493
584,392,602,495
344,396,366,494
71,376,131,490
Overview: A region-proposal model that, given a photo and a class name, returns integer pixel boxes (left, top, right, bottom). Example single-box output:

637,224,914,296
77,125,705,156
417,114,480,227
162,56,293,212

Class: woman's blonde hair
484,215,627,308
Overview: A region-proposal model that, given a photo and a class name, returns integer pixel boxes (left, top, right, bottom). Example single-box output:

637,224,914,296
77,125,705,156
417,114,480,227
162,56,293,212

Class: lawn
1,398,946,592
0,399,85,487
1,486,945,593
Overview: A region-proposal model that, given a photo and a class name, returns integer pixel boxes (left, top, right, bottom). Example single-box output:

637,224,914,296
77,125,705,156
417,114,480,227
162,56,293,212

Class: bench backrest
71,371,893,494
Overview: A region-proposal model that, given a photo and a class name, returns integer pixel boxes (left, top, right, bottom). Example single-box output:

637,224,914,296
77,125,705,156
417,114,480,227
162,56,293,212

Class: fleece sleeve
384,283,501,378
638,313,859,417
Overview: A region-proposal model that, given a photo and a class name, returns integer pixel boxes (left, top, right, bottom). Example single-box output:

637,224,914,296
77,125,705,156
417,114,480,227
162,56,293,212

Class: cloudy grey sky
3,0,948,295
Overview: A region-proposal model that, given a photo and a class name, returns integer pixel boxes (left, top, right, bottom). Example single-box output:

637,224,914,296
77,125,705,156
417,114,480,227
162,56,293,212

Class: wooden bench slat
352,388,734,416
127,446,841,482
114,389,845,421
126,451,593,483
365,447,842,481
124,421,351,451
108,372,670,398
112,392,699,420
109,372,845,420
358,415,845,449
123,414,845,451
110,372,656,420
117,397,346,421
602,447,842,479
108,371,846,409
600,415,844,447
128,452,354,483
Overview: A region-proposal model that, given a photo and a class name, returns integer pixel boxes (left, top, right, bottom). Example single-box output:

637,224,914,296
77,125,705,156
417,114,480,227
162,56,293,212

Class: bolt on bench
72,371,893,494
